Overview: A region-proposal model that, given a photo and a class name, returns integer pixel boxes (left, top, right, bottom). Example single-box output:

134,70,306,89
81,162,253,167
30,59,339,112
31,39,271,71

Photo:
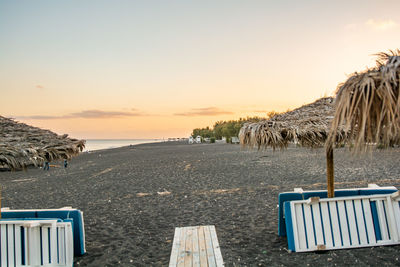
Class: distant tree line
191,112,282,142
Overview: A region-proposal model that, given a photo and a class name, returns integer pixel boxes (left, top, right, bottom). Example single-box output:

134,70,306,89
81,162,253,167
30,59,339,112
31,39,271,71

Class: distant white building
196,135,202,143
231,136,240,144
188,136,194,144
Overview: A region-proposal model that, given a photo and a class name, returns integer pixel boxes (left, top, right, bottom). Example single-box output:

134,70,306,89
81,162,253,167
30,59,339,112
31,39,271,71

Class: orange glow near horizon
1,1,399,139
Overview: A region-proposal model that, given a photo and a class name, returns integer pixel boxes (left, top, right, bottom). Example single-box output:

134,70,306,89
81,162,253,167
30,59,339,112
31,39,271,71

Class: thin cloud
366,19,397,30
16,109,147,120
68,110,143,118
254,110,267,113
174,107,234,116
36,85,44,89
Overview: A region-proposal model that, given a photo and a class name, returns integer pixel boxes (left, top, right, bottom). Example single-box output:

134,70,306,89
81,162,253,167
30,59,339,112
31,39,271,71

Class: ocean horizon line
84,138,166,152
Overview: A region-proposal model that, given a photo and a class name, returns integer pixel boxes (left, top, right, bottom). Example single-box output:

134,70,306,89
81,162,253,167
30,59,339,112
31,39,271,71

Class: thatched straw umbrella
328,50,400,150
326,50,400,194
240,97,346,197
0,116,85,171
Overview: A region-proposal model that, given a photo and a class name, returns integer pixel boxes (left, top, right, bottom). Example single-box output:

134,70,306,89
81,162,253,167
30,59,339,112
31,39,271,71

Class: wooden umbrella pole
326,145,334,198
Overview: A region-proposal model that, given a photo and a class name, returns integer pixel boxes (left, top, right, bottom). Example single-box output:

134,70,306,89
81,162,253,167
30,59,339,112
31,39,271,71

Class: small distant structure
204,137,210,143
196,135,202,144
188,136,194,144
231,136,240,144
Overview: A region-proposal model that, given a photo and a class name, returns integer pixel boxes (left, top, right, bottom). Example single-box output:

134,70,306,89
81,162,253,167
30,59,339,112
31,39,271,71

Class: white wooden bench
285,191,400,252
169,225,224,267
0,219,73,267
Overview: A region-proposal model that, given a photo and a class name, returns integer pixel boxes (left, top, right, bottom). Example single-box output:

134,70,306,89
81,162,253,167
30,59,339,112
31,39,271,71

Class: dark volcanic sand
1,141,400,266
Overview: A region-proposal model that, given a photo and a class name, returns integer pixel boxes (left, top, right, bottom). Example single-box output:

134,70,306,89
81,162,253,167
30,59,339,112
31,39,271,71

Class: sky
1,0,399,139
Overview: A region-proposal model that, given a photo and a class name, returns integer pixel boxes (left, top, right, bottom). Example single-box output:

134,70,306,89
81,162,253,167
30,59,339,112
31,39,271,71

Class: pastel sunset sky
1,0,399,139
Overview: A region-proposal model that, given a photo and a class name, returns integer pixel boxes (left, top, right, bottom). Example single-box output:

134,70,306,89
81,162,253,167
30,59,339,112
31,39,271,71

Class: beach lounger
0,219,73,267
278,184,398,236
284,191,400,252
169,225,224,267
1,207,86,256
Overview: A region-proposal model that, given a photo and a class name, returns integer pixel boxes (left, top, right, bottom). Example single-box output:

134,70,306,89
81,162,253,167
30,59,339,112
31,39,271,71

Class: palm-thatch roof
0,116,85,171
328,49,400,151
240,97,344,149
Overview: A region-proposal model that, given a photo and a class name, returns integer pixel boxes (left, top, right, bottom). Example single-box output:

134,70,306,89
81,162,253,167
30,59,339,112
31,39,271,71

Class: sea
83,139,163,152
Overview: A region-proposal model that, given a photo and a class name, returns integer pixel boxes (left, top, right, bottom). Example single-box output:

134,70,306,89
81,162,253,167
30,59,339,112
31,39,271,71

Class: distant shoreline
83,138,166,152
83,138,190,152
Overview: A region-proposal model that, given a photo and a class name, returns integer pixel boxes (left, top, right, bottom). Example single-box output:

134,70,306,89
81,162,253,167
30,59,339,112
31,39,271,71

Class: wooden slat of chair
204,226,217,267
1,225,7,267
311,203,324,246
8,224,15,267
376,200,389,241
294,204,306,250
385,196,399,241
210,226,224,266
177,227,186,267
169,228,181,267
192,227,200,266
15,225,22,266
184,227,193,267
320,202,333,248
345,200,359,246
303,204,315,249
391,199,400,238
198,226,208,267
328,201,342,248
354,200,368,245
337,200,351,246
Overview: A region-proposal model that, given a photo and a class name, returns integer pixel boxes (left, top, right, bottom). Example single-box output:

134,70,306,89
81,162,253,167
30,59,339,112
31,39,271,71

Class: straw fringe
328,49,400,151
240,97,342,149
0,116,85,171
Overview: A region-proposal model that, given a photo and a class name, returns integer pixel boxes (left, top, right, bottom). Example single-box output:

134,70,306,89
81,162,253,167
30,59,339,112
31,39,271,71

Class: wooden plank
289,203,299,251
15,225,21,266
184,227,193,267
204,226,217,267
209,226,224,267
320,202,333,248
1,225,7,267
354,200,368,245
27,226,41,266
58,227,66,265
42,226,50,265
176,227,186,267
50,225,57,265
8,224,15,267
345,200,359,245
169,228,181,267
392,200,400,240
362,199,376,244
376,200,389,241
303,204,315,249
311,203,324,246
384,197,399,241
64,223,74,267
337,200,350,246
23,227,28,266
198,226,208,267
192,227,200,267
294,203,306,250
328,201,341,248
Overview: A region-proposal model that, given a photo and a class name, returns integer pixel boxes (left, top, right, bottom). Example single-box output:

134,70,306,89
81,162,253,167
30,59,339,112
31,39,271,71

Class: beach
1,141,400,266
